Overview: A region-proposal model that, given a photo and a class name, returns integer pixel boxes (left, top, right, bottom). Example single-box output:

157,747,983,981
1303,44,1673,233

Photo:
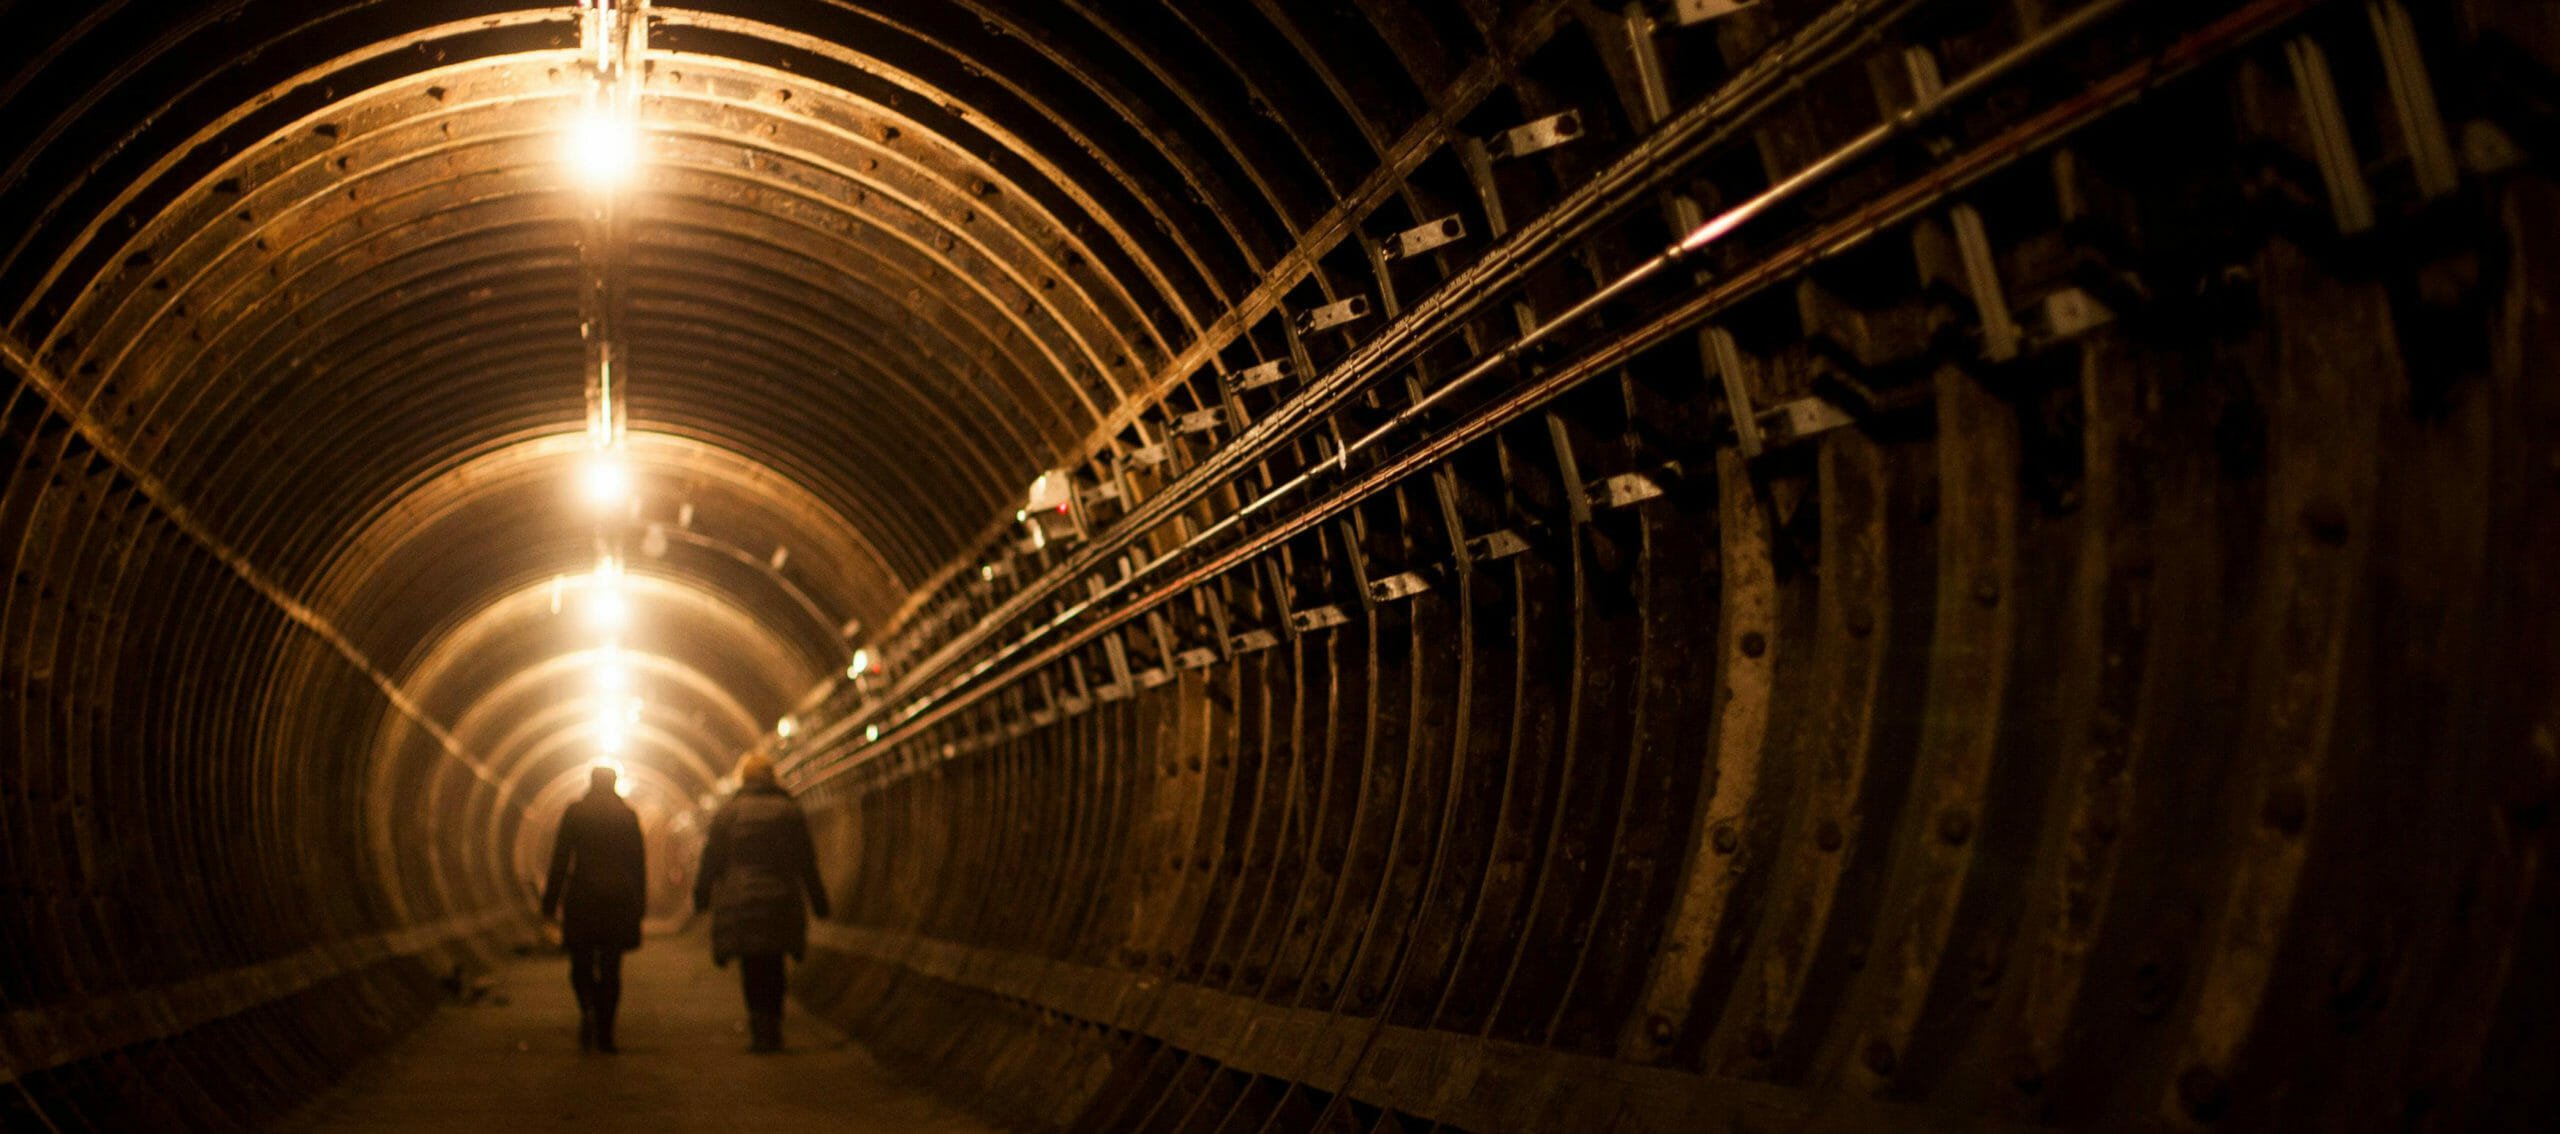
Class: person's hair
589,764,617,793
736,753,777,786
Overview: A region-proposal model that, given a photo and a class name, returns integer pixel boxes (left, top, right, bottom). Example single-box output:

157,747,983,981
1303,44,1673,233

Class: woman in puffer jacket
691,753,830,1051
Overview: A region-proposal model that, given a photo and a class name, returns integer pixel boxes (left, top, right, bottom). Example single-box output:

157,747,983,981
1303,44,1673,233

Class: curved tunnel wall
1,1,2555,1130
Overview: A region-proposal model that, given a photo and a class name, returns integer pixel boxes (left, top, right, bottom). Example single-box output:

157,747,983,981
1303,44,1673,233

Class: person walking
540,764,647,1053
692,753,830,1052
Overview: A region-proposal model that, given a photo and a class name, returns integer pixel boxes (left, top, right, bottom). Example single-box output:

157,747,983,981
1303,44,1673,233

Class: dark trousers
569,946,623,1015
740,954,786,1016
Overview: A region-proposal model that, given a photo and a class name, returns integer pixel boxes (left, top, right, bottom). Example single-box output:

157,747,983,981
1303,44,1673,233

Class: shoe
747,1012,780,1053
594,1006,619,1054
577,1010,595,1052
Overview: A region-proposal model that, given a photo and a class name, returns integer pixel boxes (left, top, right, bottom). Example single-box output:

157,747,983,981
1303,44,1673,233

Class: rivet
1744,1028,1775,1059
1816,819,1844,852
1647,1015,1676,1045
1863,1039,1898,1076
1938,808,1974,845
1739,630,1767,658
1712,824,1740,855
2261,780,2308,835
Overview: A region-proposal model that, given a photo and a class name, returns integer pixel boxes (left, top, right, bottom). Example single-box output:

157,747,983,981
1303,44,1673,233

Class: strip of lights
571,1,649,772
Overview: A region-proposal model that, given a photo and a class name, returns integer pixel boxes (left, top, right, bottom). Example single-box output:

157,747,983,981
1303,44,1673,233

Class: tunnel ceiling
1,0,1456,823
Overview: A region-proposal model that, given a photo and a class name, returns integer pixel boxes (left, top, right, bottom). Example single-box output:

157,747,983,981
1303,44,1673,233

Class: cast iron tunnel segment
0,0,2552,1131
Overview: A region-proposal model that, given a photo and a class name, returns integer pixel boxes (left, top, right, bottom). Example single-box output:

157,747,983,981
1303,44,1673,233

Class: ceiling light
587,590,630,631
581,454,631,508
566,110,639,190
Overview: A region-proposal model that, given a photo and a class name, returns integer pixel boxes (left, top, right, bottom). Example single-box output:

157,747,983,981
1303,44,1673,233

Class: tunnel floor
270,929,998,1133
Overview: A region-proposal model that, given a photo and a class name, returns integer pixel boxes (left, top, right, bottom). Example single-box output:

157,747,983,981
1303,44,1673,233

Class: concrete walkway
274,928,998,1133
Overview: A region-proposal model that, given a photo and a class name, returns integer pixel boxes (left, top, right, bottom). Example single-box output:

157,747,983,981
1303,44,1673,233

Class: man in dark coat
541,764,647,1053
691,753,829,1052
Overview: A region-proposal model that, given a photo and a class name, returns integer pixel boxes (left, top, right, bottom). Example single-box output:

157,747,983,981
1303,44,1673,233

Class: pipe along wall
1,1,2554,1130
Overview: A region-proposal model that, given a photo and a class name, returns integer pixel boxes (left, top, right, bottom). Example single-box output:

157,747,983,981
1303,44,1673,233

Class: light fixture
846,648,871,679
865,724,881,743
581,454,631,508
565,108,640,191
587,590,630,632
777,716,797,739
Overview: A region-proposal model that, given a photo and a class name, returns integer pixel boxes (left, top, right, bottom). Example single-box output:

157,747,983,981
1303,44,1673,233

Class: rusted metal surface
0,0,2554,1130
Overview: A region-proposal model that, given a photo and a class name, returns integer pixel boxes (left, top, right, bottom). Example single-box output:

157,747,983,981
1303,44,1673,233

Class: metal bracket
1289,604,1351,632
1592,472,1667,510
2036,287,2115,342
1466,529,1532,562
1296,296,1371,334
1174,406,1227,435
1670,0,1757,26
1230,628,1280,654
1763,396,1856,443
1126,441,1173,468
1382,215,1467,262
1704,326,1762,458
2368,0,2459,200
1368,571,1432,602
1949,204,2021,362
1175,645,1221,670
2284,35,2377,234
1457,138,1510,237
1103,628,1135,693
1226,358,1291,391
1487,111,1584,160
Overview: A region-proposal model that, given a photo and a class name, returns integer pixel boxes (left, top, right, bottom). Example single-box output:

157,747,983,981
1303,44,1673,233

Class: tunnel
1,0,2554,1129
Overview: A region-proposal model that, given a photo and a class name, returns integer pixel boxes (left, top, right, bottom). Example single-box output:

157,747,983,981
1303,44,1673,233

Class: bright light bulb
599,728,627,754
846,648,871,679
581,456,631,508
587,590,630,631
777,716,797,739
566,111,639,190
